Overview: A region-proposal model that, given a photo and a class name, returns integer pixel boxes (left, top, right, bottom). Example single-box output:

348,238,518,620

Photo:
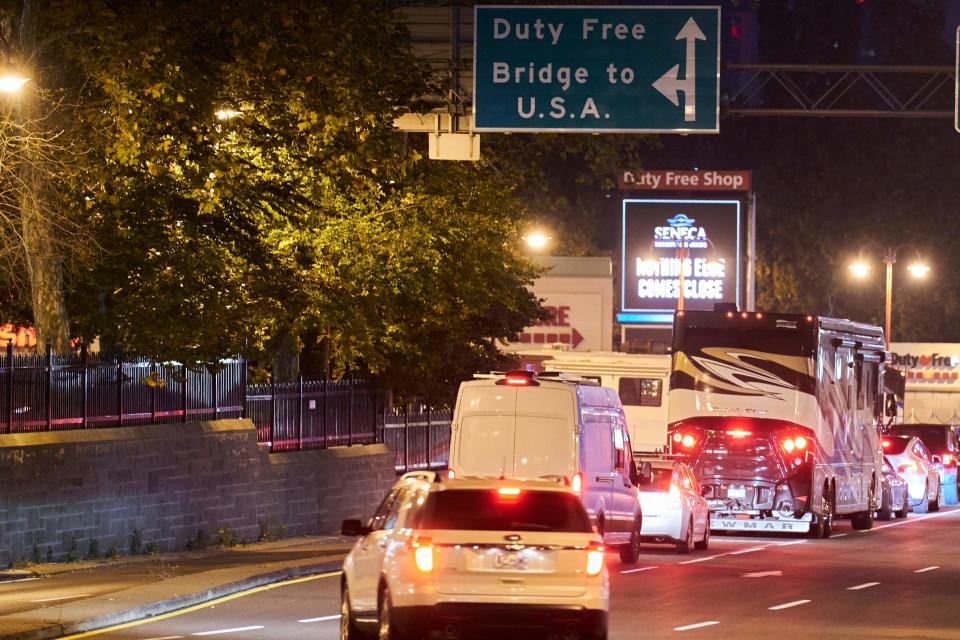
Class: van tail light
571,472,583,496
586,543,605,576
942,453,955,466
411,537,434,573
898,462,917,474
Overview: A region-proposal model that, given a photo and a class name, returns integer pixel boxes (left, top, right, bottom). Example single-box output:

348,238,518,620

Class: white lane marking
831,533,847,538
742,570,782,578
191,626,265,636
874,507,960,529
29,594,90,603
298,615,341,623
776,539,809,546
674,621,720,632
729,546,767,555
621,566,658,574
769,599,811,611
847,582,880,591
678,555,721,565
914,566,940,573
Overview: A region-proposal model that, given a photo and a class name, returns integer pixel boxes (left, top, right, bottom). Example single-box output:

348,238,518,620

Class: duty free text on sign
473,5,721,133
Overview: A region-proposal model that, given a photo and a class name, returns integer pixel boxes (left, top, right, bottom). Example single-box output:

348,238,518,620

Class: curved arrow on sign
653,17,707,122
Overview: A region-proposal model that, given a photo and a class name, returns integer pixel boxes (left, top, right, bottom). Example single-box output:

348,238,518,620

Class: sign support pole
747,190,757,311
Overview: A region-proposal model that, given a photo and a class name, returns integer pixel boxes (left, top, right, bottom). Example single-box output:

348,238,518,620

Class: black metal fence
0,346,451,472
246,378,383,452
0,346,245,433
382,403,452,473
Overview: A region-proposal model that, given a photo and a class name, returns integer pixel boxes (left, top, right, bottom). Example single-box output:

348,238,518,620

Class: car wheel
694,514,710,550
895,490,909,518
929,483,941,512
618,516,642,564
378,586,407,640
341,582,370,640
675,517,693,554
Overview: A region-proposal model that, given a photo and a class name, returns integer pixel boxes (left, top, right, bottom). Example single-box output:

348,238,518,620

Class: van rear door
455,385,518,477
513,386,578,478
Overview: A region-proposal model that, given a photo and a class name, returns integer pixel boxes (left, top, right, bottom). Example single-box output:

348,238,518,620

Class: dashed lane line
830,533,847,538
776,539,809,546
298,615,341,623
58,572,342,639
914,566,940,573
191,626,265,636
678,555,721,565
874,507,960,530
621,566,658,574
769,599,811,611
847,582,880,590
728,546,768,555
674,621,720,632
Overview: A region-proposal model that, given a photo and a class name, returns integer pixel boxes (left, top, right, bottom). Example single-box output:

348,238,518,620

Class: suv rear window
417,489,592,533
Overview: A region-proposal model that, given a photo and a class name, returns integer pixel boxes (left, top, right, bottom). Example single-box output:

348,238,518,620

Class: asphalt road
72,506,960,640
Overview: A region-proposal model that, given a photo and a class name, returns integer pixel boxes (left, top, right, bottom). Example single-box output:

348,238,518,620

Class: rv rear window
618,377,662,407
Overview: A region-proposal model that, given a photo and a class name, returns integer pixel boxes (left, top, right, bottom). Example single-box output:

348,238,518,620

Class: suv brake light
570,472,583,495
586,543,605,576
411,537,434,573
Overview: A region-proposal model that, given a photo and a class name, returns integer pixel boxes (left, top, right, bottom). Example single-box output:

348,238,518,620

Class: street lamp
522,230,552,252
849,244,929,350
0,74,29,93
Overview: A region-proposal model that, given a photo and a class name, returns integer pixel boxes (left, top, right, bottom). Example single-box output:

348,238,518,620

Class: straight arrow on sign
741,571,783,578
653,18,707,122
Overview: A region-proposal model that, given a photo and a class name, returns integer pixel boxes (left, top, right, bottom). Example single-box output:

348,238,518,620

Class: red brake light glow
727,429,752,438
672,432,683,443
586,544,605,576
681,434,697,449
411,537,434,573
882,439,891,449
497,487,521,496
943,453,955,466
781,436,809,454
504,375,531,386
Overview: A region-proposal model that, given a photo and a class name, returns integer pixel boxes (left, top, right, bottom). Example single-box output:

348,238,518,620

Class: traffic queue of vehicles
340,308,957,639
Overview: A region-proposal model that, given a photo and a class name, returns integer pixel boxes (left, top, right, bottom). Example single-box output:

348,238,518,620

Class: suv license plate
728,486,747,498
494,552,527,570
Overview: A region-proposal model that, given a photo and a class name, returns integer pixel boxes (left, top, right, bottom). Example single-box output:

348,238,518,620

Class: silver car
876,458,908,520
883,435,942,514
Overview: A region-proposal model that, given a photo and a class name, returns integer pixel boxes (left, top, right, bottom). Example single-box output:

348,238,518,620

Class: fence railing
0,345,245,433
0,346,451,471
246,378,383,452
382,403,452,473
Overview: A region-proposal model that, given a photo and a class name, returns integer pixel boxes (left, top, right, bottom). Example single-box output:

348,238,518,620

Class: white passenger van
540,351,672,452
448,370,646,564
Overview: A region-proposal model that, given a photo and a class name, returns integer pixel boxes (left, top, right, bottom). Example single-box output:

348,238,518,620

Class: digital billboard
620,198,741,324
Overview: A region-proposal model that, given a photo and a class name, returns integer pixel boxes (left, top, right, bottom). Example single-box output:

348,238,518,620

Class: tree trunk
271,329,300,383
15,0,71,353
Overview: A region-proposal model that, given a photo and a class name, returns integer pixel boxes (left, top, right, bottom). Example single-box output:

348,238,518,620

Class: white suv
340,472,610,640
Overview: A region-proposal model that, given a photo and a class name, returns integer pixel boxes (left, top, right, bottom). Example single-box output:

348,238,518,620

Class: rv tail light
411,537,434,573
571,472,583,495
727,429,752,438
898,462,917,473
672,432,683,443
794,436,808,450
781,436,808,453
681,433,697,449
586,543,605,576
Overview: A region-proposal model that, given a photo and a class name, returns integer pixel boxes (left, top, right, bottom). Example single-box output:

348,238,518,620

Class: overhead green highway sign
473,5,721,133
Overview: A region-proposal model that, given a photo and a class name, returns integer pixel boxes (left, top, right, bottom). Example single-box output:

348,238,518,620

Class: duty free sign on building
473,5,721,133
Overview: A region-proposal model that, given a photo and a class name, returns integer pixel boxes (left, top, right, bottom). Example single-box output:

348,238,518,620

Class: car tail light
668,483,683,510
942,453,955,466
882,439,891,450
412,537,434,573
898,462,917,473
571,472,583,495
586,543,605,576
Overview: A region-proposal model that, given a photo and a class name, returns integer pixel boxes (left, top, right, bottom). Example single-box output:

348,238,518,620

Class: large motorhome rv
667,309,890,538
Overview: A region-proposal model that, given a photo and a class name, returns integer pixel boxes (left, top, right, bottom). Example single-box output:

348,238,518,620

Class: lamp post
849,244,929,350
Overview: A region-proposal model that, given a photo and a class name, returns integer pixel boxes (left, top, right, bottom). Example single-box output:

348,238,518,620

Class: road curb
0,558,344,640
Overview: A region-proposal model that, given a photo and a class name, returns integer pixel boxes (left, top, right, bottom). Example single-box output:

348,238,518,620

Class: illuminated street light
523,231,551,251
0,74,29,93
214,108,242,121
849,244,929,349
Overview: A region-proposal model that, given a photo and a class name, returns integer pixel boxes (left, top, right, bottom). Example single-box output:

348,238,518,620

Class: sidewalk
0,535,353,640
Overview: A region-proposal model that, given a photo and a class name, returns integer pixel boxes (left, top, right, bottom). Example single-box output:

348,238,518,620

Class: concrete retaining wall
0,419,395,566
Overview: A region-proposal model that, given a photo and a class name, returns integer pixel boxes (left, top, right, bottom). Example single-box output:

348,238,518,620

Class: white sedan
883,435,942,514
635,457,711,553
